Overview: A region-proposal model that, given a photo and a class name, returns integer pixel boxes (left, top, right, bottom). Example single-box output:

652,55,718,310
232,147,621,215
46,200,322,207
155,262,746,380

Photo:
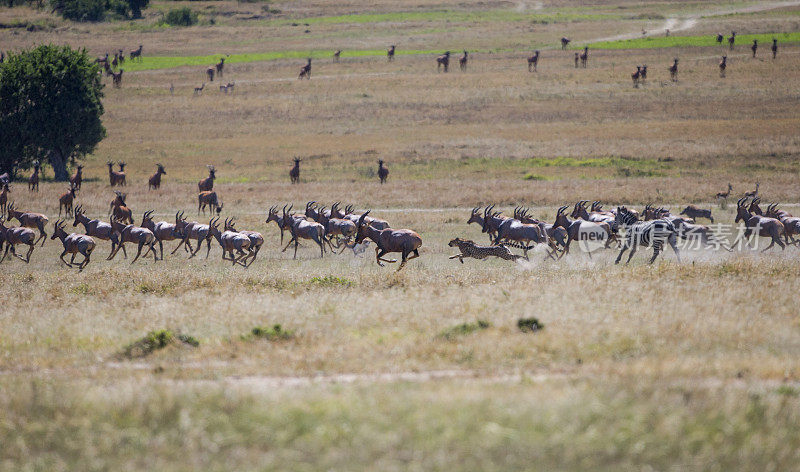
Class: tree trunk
48,149,69,181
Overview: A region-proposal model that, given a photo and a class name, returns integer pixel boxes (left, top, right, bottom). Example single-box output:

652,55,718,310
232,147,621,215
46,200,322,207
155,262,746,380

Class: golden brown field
1,0,800,470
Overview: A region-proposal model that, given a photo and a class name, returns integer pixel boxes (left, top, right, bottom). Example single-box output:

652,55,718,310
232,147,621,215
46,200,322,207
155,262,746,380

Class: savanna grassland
2,1,800,470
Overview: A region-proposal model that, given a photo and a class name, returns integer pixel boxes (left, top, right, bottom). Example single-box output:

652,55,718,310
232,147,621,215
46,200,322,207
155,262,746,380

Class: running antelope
672,218,732,252
73,205,124,259
208,217,251,266
50,219,96,271
198,191,223,215
482,208,550,259
341,204,390,230
206,67,215,82
108,219,158,263
765,203,800,246
514,207,568,253
58,185,78,217
751,39,758,58
467,207,498,243
299,58,312,79
728,32,736,50
459,50,468,71
130,45,143,62
744,182,759,199
216,57,225,77
355,211,422,271
669,58,679,82
378,160,389,184
527,50,540,72
7,202,48,246
199,165,216,191
436,51,450,72
553,205,611,258
387,45,396,61
148,164,166,190
70,165,83,190
183,216,216,259
140,210,184,260
561,37,571,50
109,191,133,224
0,217,36,263
614,206,681,264
282,205,326,259
111,69,123,88
719,56,727,78
0,183,9,215
28,161,40,192
266,205,290,245
333,50,341,62
306,202,356,250
733,197,785,252
579,47,588,68
224,217,264,266
772,39,778,59
679,205,714,223
107,161,126,186
289,158,301,184
194,83,205,95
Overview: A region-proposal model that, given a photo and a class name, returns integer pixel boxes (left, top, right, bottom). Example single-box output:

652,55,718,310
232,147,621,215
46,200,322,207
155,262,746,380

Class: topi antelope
482,207,549,260
118,49,124,64
716,33,724,44
266,205,290,245
0,216,36,263
50,219,96,271
355,211,422,271
73,205,124,259
7,202,48,246
141,210,184,260
109,191,133,224
206,67,215,82
716,183,732,202
199,165,216,191
148,164,166,190
181,216,216,260
299,58,312,79
561,37,571,50
208,217,252,266
216,57,225,77
28,160,40,192
198,191,223,215
719,55,727,78
679,205,714,223
744,181,759,199
111,69,123,88
640,64,647,83
387,45,396,62
341,204,390,230
112,52,118,67
70,164,83,190
579,47,588,68
574,52,579,68
772,38,778,59
467,207,498,243
728,31,736,50
194,83,205,95
553,205,611,258
459,50,468,71
107,161,126,186
378,160,389,184
631,66,641,87
108,219,158,263
669,58,679,82
306,202,356,251
436,51,450,72
733,197,785,251
514,206,568,253
282,205,326,259
95,52,109,64
672,218,732,252
289,158,301,184
527,50,540,72
765,203,800,246
224,217,264,266
58,185,78,217
333,50,341,62
0,183,8,215
130,45,143,62
614,206,682,264
751,39,758,58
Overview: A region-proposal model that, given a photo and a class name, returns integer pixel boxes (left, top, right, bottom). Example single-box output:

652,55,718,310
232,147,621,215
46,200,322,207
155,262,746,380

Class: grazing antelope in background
751,39,758,58
0,183,8,215
631,66,641,87
28,160,40,192
772,38,778,59
198,165,216,191
459,50,468,71
744,181,759,198
107,161,126,186
355,211,422,271
679,205,713,223
728,31,736,50
216,57,225,77
58,185,78,217
333,50,341,62
387,45,396,61
289,158,301,184
73,205,124,259
614,206,681,264
111,69,123,88
148,164,166,190
7,202,48,246
765,203,800,246
561,37,570,50
716,33,724,44
640,64,647,84
719,55,727,77
579,47,588,68
96,52,109,64
50,220,96,271
112,53,118,68
669,58,679,82
527,50,540,72
194,83,205,95
109,191,133,224
0,216,36,263
282,205,326,258
437,51,450,72
141,210,184,260
198,191,223,215
378,160,389,184
716,183,732,202
299,58,312,79
206,67,215,82
733,197,785,251
108,219,158,263
574,52,579,68
118,49,124,65
70,164,83,190
208,217,251,266
224,217,264,266
130,44,143,62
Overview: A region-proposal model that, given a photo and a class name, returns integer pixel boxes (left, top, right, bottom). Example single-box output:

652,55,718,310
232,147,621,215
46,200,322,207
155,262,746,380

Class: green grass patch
120,329,198,359
308,275,354,288
438,320,491,341
270,10,618,26
242,324,294,341
517,317,544,333
589,32,800,50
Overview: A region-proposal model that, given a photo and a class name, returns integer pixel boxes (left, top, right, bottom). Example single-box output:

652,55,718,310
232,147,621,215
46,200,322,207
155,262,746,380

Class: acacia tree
0,45,106,181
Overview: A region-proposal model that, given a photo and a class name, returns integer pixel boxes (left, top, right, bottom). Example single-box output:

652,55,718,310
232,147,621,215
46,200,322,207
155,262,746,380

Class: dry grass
1,0,800,469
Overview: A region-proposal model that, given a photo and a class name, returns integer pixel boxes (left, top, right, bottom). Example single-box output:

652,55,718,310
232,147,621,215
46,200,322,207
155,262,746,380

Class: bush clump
244,324,294,341
164,7,198,26
517,317,544,333
120,329,198,358
438,320,491,340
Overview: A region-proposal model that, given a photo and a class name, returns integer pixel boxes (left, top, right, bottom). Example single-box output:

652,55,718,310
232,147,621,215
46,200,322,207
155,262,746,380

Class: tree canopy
0,45,106,181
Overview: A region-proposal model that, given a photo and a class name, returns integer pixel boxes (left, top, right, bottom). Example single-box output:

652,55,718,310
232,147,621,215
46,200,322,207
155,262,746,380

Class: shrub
438,320,491,340
120,329,198,358
164,7,198,26
50,0,107,22
244,324,294,341
517,317,544,333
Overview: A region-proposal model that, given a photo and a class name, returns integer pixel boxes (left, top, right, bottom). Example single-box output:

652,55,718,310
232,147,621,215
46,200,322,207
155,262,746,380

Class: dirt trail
591,1,800,43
